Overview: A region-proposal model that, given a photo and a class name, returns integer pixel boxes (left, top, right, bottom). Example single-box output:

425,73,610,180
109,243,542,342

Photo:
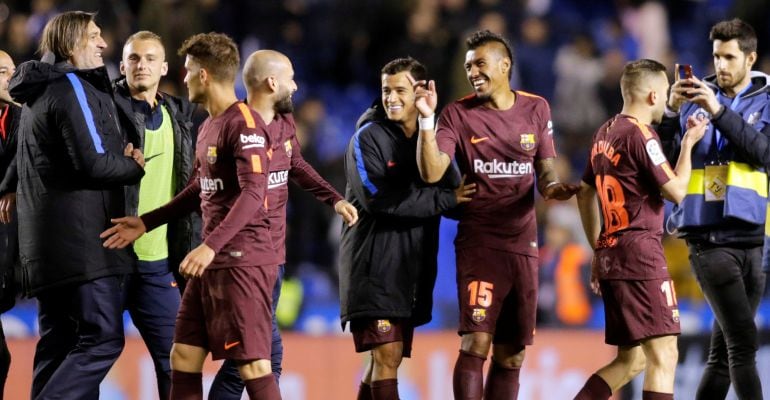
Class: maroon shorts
175,265,278,360
350,318,415,358
456,247,538,346
600,278,681,346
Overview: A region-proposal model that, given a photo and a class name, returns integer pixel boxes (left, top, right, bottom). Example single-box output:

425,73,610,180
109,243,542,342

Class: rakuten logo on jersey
240,133,266,149
268,170,289,189
473,159,533,179
200,177,224,192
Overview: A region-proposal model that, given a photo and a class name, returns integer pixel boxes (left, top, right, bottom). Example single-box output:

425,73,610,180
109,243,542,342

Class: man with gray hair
9,11,144,398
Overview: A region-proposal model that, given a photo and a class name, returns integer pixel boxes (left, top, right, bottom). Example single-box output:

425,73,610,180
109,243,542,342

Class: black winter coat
9,61,144,296
339,104,459,328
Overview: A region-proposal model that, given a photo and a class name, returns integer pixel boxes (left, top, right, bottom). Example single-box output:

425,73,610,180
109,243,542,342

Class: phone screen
678,64,693,80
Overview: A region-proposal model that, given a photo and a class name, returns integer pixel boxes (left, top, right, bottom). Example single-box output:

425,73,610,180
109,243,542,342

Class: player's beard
720,67,748,93
274,88,294,114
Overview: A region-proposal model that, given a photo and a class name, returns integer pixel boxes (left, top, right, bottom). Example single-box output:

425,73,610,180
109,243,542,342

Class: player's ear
267,76,279,93
160,61,168,77
500,57,511,77
119,61,126,76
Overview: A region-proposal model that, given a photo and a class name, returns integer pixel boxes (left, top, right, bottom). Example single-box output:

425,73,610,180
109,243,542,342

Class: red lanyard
0,105,8,142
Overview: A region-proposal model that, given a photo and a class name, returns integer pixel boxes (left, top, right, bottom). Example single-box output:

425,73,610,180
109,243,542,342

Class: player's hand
132,148,145,168
0,192,16,224
682,115,709,148
454,175,476,204
542,182,580,201
100,216,147,248
667,63,689,113
334,200,359,227
179,243,215,279
590,255,601,296
407,75,437,118
684,75,721,115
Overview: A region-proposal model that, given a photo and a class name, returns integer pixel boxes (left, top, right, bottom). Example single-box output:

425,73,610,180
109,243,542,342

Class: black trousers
32,275,126,400
687,241,766,400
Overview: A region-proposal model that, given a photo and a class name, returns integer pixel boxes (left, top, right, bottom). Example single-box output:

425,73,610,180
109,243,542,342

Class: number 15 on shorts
660,279,678,307
468,280,494,307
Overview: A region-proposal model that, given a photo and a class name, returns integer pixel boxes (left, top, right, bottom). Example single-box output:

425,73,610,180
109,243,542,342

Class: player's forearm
666,141,696,204
576,183,600,250
535,158,559,195
417,128,450,183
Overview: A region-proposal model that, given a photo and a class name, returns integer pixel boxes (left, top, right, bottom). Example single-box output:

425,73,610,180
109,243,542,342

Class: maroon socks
574,374,611,400
453,350,486,399
170,370,203,400
483,361,521,400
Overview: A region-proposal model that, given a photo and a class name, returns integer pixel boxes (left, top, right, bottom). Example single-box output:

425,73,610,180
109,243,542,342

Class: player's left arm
288,136,357,226
659,116,709,203
534,102,580,200
183,114,270,278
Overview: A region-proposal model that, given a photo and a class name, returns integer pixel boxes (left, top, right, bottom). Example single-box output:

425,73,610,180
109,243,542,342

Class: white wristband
545,181,560,190
418,114,435,131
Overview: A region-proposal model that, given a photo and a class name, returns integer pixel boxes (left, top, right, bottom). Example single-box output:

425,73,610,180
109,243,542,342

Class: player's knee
492,345,526,368
643,337,678,371
372,343,404,370
237,359,272,380
461,332,492,356
170,343,206,372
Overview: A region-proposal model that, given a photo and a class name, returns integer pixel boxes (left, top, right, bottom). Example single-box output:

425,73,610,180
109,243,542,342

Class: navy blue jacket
339,103,459,327
9,60,144,296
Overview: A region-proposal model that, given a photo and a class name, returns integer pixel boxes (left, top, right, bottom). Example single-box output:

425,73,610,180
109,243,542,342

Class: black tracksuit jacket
339,104,459,328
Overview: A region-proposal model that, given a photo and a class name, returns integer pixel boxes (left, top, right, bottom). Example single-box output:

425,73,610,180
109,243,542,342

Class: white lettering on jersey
268,170,289,189
240,133,266,149
473,159,533,178
200,177,224,192
547,120,553,135
645,140,666,166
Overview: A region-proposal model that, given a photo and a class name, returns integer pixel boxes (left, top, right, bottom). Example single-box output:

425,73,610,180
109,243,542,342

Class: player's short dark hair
178,32,239,83
620,59,667,96
466,29,515,77
39,11,96,61
709,18,757,54
381,57,427,82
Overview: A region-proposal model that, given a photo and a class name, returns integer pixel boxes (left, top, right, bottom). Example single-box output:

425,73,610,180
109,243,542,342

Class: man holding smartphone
658,18,770,400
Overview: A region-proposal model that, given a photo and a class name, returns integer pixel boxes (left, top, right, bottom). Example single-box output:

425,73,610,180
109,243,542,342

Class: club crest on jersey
672,309,680,323
747,111,761,126
693,108,711,121
472,308,486,323
284,140,293,158
376,319,392,333
520,133,536,151
207,146,217,164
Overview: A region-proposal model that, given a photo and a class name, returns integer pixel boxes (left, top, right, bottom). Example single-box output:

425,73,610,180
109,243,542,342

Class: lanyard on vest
713,83,752,161
0,104,8,142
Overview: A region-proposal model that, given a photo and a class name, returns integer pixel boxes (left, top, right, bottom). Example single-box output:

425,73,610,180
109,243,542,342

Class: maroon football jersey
436,91,556,257
265,113,342,263
582,114,675,280
195,102,278,268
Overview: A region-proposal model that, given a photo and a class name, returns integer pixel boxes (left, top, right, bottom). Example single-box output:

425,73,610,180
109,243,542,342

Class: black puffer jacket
9,60,144,296
339,103,459,328
113,78,199,274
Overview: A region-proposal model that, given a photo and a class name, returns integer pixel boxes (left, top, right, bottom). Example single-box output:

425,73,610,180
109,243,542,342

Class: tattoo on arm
535,158,559,194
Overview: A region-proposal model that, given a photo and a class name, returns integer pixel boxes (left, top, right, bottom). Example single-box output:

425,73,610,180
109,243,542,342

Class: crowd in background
1,0,770,335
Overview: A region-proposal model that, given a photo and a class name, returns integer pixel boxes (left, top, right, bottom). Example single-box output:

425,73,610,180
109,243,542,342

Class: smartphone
678,64,693,80
677,64,697,97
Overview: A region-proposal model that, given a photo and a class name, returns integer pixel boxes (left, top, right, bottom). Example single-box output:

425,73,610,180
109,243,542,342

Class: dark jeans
124,259,181,400
208,264,284,399
688,242,766,400
33,275,126,400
